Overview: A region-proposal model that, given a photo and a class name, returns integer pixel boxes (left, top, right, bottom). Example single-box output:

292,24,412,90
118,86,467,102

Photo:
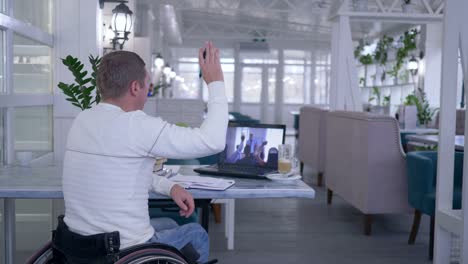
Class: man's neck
103,98,137,112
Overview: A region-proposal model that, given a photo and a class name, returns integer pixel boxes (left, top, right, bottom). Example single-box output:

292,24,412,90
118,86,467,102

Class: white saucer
266,173,302,181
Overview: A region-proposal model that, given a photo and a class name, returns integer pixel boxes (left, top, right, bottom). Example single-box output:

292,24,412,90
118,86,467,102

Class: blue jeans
147,218,209,263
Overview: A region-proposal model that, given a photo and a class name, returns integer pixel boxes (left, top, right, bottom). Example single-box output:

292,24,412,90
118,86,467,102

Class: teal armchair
406,151,463,260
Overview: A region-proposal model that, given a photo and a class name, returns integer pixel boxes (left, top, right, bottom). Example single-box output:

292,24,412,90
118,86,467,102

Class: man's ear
129,80,139,97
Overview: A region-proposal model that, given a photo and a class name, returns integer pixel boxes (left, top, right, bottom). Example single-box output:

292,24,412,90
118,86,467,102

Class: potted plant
382,95,391,115
398,93,418,129
415,88,438,127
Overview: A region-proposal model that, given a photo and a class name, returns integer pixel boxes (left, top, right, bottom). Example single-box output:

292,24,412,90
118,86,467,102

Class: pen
199,49,206,78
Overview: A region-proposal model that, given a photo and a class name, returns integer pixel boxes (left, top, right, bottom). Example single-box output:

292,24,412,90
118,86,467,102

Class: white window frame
0,0,54,165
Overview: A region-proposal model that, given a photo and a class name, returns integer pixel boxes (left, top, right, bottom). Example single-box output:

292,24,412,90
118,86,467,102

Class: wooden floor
209,165,434,264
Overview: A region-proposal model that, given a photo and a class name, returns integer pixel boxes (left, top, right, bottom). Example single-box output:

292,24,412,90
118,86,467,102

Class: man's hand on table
170,184,195,218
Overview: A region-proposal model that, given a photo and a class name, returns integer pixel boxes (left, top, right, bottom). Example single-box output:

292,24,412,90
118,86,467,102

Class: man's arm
146,42,228,159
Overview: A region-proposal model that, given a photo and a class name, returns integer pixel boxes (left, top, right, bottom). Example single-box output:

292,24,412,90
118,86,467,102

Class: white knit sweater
62,81,228,249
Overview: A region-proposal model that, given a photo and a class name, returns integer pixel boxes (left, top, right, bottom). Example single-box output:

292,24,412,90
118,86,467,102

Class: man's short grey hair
97,51,146,100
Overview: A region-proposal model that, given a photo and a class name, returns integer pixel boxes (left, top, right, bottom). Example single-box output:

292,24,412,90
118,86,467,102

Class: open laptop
194,122,286,179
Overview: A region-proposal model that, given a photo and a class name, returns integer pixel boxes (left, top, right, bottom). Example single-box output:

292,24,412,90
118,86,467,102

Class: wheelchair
26,216,217,264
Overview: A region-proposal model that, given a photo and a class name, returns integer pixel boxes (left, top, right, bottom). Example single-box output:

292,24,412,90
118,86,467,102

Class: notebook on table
194,122,286,179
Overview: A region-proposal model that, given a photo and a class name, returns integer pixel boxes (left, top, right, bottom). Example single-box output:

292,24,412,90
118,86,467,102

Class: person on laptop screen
62,41,228,263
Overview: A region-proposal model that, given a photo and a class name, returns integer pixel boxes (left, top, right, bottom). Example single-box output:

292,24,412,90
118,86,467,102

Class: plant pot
353,0,368,11
376,66,384,86
398,105,418,129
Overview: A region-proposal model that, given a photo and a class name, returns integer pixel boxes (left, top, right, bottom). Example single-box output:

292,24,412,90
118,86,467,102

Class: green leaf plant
57,55,101,110
404,88,438,126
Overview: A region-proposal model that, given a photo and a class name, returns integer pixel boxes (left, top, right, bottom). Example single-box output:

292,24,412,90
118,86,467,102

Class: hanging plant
388,29,419,78
374,35,394,66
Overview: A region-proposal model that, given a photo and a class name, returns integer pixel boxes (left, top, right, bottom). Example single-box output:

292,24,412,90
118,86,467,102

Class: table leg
226,199,235,250
4,198,16,264
197,199,210,232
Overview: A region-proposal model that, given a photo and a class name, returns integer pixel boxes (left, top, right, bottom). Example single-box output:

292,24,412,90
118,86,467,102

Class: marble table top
0,165,315,199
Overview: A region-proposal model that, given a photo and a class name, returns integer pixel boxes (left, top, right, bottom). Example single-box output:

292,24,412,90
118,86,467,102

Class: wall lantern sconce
163,64,172,75
407,56,419,76
100,0,133,50
154,53,165,69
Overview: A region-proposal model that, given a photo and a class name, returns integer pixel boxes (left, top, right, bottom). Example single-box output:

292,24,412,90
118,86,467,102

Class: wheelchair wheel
25,241,54,264
116,248,189,264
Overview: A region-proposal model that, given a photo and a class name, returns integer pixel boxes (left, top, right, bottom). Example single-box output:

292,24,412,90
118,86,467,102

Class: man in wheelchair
51,42,227,263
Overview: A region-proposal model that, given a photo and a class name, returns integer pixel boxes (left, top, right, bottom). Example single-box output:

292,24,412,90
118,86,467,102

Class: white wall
422,23,443,107
54,0,101,162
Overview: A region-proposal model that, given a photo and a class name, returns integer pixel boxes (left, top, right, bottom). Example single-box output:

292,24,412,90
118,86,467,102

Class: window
284,65,304,104
14,106,53,163
202,63,234,102
268,67,276,103
13,34,52,94
174,62,201,99
241,50,278,64
241,67,262,103
315,66,330,105
0,31,4,94
14,0,53,33
0,109,3,166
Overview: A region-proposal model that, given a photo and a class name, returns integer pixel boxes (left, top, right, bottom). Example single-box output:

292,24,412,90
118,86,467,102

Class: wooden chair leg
300,161,304,174
408,209,422,244
364,214,372,236
317,172,323,187
429,216,435,260
212,204,222,224
327,189,333,205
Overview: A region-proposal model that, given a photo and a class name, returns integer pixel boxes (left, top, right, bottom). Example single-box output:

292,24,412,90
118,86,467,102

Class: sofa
325,111,411,235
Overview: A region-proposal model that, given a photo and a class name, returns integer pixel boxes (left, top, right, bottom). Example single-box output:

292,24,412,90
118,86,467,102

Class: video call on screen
222,127,283,168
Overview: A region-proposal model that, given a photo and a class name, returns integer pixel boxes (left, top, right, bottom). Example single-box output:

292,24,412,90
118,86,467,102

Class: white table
405,134,465,151
0,165,315,264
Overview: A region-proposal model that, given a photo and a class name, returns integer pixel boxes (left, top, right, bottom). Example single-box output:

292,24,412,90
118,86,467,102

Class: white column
310,49,317,104
422,24,443,107
275,49,284,123
233,46,241,112
261,65,269,122
434,0,464,263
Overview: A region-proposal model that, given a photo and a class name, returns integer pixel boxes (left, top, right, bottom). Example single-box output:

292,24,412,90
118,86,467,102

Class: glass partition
13,34,52,94
14,0,53,33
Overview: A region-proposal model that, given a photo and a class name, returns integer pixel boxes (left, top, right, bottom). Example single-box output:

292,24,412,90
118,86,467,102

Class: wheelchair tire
116,248,189,264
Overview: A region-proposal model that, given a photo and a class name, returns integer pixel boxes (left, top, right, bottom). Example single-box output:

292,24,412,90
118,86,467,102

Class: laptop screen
220,123,286,169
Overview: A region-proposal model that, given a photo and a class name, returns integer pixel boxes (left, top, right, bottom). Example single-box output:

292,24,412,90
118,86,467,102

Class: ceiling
134,0,444,48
